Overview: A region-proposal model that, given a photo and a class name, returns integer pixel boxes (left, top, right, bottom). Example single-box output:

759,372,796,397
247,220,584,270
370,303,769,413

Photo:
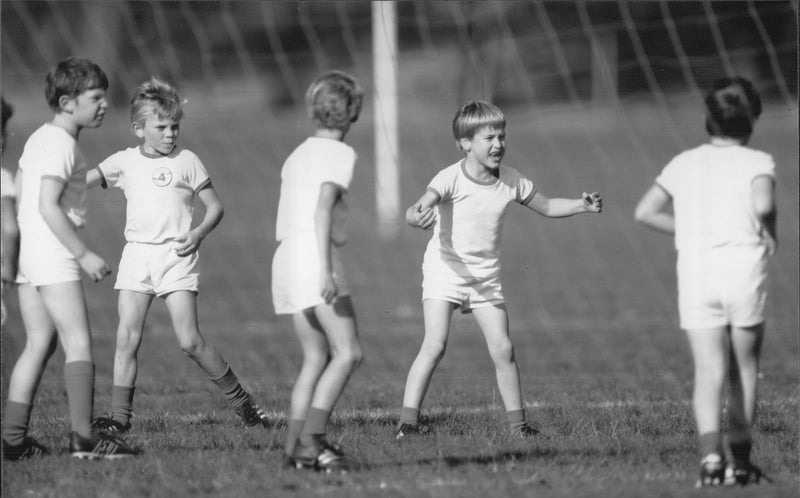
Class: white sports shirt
275,137,356,245
656,143,775,252
97,146,210,243
17,123,88,230
423,160,536,279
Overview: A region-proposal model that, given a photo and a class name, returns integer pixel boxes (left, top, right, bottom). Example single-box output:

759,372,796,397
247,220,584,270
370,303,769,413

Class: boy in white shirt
88,77,268,434
1,98,19,327
396,100,602,440
635,77,775,487
2,57,136,460
271,70,364,472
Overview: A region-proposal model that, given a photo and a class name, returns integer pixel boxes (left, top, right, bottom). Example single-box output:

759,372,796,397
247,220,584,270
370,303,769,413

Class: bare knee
488,341,515,365
22,335,58,362
115,325,143,356
695,361,726,387
332,343,363,372
419,340,447,364
177,333,205,359
59,332,92,360
303,349,330,372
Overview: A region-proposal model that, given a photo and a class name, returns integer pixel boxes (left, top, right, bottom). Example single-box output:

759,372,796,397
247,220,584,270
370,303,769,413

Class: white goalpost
372,1,400,240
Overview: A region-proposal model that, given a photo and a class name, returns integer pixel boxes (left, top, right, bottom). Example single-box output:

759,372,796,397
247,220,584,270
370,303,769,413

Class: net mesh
1,1,797,347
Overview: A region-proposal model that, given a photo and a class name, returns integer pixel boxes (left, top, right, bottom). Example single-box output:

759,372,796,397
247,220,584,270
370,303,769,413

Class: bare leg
307,296,363,411
684,326,728,454
37,281,93,363
400,299,454,410
289,308,330,421
164,290,227,378
36,281,96,438
727,323,764,461
473,305,523,412
5,284,58,404
113,290,154,387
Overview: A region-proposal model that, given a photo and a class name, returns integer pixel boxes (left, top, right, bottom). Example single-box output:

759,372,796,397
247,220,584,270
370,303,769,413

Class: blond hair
130,77,183,126
452,100,506,143
305,70,363,130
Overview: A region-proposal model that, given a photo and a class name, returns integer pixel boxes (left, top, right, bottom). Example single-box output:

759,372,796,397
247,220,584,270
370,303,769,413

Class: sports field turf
1,90,797,496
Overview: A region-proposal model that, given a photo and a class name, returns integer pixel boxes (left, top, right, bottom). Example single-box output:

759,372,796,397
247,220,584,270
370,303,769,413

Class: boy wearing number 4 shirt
396,100,603,440
88,77,269,434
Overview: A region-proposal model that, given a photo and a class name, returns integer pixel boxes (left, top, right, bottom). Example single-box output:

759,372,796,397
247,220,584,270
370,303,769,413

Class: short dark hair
704,77,761,140
44,57,108,111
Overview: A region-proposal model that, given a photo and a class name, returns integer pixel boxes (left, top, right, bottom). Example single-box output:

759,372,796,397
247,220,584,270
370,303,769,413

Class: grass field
1,90,798,497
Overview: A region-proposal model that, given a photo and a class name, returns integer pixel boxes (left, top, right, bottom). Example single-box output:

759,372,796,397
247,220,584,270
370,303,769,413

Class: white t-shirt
275,137,356,245
0,167,15,199
656,143,775,252
97,146,210,243
423,160,536,279
17,123,89,231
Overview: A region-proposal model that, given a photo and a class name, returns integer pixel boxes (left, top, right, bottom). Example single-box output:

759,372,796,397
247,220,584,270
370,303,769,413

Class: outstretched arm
173,184,224,256
86,167,105,189
634,184,674,234
752,174,777,254
405,190,439,230
526,191,602,217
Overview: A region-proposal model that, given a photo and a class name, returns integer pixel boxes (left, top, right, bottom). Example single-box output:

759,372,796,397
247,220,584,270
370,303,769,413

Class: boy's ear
459,137,472,152
58,95,75,113
131,122,144,138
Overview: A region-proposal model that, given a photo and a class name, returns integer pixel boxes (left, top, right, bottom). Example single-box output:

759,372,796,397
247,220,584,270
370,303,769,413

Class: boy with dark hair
635,77,775,487
2,57,136,460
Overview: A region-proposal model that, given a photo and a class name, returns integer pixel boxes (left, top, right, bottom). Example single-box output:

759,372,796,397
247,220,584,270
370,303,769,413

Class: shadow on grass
335,409,515,428
354,447,566,471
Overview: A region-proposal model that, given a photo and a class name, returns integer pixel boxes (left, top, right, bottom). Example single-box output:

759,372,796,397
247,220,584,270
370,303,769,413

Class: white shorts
271,233,349,315
16,225,81,286
677,246,768,330
422,270,504,313
115,242,199,296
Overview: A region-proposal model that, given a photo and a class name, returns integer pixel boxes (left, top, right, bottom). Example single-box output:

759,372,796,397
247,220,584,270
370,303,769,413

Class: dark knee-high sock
506,409,526,433
299,407,330,446
110,385,135,425
728,434,753,466
699,431,723,458
285,419,305,456
399,407,420,426
64,361,94,438
2,401,33,446
209,365,249,407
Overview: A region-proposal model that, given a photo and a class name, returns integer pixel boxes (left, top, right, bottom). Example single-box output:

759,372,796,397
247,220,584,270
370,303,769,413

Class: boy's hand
414,205,437,230
582,192,603,213
319,271,338,304
173,231,202,256
78,251,111,282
